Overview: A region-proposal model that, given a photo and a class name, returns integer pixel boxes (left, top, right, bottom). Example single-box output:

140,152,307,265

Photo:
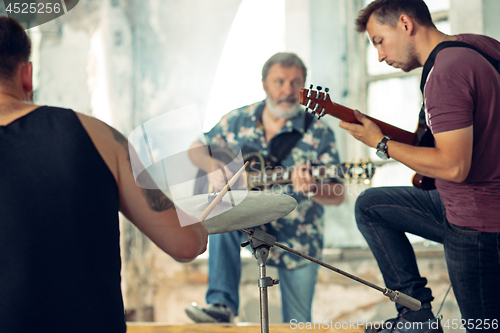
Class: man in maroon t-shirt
340,1,500,332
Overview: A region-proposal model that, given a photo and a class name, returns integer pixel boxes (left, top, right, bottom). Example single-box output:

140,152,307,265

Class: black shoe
375,315,443,333
184,302,235,323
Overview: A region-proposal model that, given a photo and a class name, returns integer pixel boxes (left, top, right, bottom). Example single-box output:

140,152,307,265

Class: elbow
172,232,208,263
315,183,345,206
333,183,345,205
447,164,470,183
172,241,207,263
173,255,198,263
334,189,345,205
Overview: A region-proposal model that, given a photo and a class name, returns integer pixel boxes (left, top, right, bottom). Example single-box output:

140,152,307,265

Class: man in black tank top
0,17,208,333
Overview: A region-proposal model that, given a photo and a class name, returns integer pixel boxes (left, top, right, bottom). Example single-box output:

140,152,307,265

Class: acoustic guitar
299,87,436,190
193,142,376,195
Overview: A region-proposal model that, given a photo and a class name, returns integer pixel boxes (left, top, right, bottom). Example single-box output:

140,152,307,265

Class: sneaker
184,302,235,323
375,315,442,333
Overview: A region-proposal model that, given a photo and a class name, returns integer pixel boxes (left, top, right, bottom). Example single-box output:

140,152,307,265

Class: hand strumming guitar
292,161,317,196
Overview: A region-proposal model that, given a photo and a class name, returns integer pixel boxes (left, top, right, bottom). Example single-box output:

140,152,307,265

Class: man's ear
399,14,415,35
21,62,33,94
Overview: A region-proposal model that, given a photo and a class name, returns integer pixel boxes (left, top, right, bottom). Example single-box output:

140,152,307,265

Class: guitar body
299,88,436,190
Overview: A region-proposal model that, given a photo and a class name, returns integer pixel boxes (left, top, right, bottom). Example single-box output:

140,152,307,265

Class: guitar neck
299,89,417,146
247,165,337,188
246,161,375,189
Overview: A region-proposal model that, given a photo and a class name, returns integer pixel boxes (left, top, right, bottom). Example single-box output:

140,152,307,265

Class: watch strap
377,136,391,158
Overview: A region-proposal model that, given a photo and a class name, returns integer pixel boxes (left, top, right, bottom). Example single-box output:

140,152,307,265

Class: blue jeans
206,230,319,323
355,187,500,331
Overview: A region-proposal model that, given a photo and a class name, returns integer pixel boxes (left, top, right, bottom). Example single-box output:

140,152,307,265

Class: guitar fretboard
247,165,340,187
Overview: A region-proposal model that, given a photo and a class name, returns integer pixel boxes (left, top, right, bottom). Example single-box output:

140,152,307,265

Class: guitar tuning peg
306,100,313,109
364,179,371,185
307,87,313,98
324,88,329,100
318,109,326,119
309,84,313,89
316,86,322,99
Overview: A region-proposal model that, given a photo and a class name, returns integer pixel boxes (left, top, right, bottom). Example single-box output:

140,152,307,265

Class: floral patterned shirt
204,101,340,269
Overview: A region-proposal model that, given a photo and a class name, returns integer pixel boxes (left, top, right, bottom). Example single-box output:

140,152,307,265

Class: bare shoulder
75,112,127,180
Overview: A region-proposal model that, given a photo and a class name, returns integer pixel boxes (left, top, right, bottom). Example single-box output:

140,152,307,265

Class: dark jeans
355,187,500,332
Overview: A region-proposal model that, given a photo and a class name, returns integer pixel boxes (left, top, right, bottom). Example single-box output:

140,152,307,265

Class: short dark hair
355,0,435,33
262,52,307,82
0,16,31,81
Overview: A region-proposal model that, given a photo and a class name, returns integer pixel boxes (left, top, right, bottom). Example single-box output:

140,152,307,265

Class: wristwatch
376,136,391,160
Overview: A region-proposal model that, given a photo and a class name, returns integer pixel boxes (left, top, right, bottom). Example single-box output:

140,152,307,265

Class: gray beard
265,97,302,119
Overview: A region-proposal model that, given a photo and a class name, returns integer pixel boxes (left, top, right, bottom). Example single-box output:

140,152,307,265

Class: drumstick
199,161,249,221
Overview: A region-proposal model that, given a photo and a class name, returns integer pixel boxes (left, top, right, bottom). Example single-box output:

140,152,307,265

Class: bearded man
185,52,344,323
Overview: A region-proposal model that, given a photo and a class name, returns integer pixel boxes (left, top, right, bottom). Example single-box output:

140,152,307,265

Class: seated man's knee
354,187,382,227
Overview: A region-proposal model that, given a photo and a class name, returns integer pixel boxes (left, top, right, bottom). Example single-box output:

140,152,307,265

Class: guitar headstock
337,159,376,185
299,85,332,119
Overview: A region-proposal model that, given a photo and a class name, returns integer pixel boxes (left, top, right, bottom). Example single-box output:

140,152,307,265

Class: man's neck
0,87,37,122
262,107,287,127
417,28,457,66
0,86,22,105
262,107,288,142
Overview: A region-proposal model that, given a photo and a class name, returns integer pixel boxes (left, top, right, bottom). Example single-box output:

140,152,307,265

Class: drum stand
240,227,421,333
240,228,278,333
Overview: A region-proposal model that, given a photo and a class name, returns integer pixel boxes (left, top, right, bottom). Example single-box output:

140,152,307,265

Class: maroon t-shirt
424,34,500,232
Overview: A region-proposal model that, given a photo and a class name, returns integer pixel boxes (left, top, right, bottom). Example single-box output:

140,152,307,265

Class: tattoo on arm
107,125,174,212
142,188,175,211
107,124,132,167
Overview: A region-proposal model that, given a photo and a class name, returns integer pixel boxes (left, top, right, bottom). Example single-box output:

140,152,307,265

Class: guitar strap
267,112,314,168
417,41,500,146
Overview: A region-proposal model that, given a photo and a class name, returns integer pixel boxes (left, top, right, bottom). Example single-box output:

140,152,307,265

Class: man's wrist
376,136,391,160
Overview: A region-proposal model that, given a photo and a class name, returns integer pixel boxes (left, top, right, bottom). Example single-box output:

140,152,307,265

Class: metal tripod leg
241,228,279,333
255,246,279,333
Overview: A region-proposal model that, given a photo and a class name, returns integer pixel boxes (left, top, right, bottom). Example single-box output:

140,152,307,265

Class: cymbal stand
240,227,421,333
240,228,279,333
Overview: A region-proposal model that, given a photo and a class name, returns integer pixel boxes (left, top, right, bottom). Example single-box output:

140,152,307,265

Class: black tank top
0,107,125,333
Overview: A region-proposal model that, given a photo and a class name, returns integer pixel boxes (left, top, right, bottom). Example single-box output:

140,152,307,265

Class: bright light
88,29,113,124
203,0,286,132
